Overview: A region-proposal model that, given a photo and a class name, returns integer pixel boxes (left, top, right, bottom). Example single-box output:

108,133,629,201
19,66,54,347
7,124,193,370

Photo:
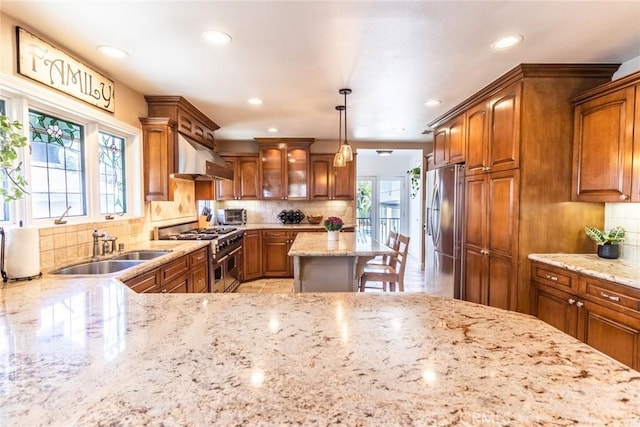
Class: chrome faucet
103,235,118,255
92,230,106,258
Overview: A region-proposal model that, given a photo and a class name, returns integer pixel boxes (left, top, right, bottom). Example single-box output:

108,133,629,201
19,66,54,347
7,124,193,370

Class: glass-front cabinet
256,138,313,200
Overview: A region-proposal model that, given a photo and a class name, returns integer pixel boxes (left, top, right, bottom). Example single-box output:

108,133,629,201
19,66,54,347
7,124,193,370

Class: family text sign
16,26,115,113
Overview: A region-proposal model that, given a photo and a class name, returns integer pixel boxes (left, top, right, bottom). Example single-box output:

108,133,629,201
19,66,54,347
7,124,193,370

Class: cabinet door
487,83,521,172
579,300,640,370
534,284,578,338
260,148,284,199
238,157,260,199
463,247,486,304
571,87,635,202
286,147,309,199
216,157,237,200
333,159,355,200
487,253,514,310
433,127,448,167
140,118,175,201
262,231,290,277
162,276,189,293
464,174,487,252
124,269,161,293
243,230,263,281
487,170,518,258
310,155,332,200
465,101,489,175
448,115,466,164
190,263,208,293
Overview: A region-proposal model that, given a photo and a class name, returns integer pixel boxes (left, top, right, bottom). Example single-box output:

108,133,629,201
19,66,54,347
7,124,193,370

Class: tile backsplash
216,200,355,225
605,203,640,262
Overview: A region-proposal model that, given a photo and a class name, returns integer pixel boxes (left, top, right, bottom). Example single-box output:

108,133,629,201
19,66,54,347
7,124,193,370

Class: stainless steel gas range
155,221,243,293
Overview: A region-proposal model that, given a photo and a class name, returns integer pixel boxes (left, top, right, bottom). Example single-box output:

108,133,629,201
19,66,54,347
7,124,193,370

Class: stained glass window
28,110,85,219
98,131,126,215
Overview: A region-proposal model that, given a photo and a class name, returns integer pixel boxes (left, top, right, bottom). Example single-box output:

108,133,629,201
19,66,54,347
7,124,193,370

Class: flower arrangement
324,216,344,231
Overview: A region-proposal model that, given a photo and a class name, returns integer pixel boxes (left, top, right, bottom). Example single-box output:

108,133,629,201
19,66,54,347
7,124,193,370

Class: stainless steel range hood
174,134,233,181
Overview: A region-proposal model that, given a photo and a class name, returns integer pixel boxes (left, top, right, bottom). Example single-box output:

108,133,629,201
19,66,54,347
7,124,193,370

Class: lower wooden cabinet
123,247,209,294
263,230,295,277
532,260,640,370
243,230,263,281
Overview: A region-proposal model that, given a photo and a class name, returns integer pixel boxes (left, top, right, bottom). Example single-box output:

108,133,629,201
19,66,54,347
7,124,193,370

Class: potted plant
406,166,421,199
0,114,29,202
584,225,625,259
324,216,344,241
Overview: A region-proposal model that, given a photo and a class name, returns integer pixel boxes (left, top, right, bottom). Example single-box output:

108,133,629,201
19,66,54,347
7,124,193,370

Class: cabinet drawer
531,262,578,293
162,255,190,284
161,276,189,293
263,230,287,239
124,269,160,293
191,264,208,293
582,277,640,315
190,247,208,266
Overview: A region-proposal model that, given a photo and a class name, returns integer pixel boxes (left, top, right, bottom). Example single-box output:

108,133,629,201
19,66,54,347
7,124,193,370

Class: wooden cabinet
262,230,295,277
532,260,640,370
310,154,355,200
256,138,313,200
140,96,220,201
463,170,518,310
145,96,219,150
432,114,465,168
571,72,640,202
429,64,617,313
216,155,260,200
242,230,263,281
123,247,209,294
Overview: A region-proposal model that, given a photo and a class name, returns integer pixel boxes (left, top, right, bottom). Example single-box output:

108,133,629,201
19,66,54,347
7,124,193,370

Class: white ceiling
2,1,640,145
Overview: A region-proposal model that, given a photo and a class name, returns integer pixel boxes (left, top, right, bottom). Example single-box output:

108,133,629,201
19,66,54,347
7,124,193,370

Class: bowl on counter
307,214,323,225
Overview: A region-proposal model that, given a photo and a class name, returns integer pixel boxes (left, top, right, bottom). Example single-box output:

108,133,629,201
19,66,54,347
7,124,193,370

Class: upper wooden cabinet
432,114,465,168
141,96,219,201
216,155,260,200
571,71,640,202
255,138,313,200
310,154,355,200
429,64,618,314
145,96,219,149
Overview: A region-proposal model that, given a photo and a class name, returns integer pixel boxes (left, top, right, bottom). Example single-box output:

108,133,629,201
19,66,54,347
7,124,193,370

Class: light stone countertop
242,223,356,230
1,275,639,425
288,232,395,257
529,253,640,290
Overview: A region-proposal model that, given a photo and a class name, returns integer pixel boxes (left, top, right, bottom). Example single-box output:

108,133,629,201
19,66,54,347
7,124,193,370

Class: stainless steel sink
51,260,144,275
111,250,171,261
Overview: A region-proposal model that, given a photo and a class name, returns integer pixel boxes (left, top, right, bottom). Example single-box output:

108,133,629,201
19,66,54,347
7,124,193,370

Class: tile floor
235,254,446,295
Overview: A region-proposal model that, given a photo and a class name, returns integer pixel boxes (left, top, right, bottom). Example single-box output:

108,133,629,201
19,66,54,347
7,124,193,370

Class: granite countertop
529,253,640,290
1,277,639,425
288,232,394,257
242,223,356,230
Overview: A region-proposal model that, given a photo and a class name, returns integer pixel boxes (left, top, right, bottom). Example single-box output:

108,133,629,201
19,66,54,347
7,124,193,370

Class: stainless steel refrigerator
425,164,465,299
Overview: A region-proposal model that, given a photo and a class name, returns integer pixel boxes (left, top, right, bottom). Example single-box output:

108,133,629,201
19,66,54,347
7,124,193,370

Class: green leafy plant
407,166,421,199
0,114,29,202
584,225,625,245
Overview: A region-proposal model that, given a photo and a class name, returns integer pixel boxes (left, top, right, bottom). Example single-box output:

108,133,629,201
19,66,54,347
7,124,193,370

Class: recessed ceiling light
202,30,232,45
424,99,441,107
376,150,393,157
491,35,523,51
267,127,278,133
248,98,263,105
97,45,128,58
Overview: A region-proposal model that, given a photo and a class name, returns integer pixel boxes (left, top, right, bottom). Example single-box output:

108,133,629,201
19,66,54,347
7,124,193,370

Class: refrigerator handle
426,207,432,236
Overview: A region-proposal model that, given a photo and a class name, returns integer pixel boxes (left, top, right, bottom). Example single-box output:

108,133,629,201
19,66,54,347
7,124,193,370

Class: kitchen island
288,231,395,292
1,276,639,425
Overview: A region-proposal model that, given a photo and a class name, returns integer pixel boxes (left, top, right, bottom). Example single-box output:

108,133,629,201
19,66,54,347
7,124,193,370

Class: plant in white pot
584,225,625,259
0,114,29,202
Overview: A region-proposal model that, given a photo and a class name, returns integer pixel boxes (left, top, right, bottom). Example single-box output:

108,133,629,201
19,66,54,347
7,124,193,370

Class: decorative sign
16,26,115,113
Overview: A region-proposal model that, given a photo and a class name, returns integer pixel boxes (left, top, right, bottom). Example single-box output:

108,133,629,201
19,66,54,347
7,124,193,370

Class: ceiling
2,1,640,145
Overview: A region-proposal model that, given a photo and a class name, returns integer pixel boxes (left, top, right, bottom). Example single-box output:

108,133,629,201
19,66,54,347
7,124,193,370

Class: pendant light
333,105,346,167
338,88,353,162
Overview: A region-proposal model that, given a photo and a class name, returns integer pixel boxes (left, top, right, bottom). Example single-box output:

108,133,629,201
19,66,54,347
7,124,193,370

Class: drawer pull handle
545,274,558,281
600,292,620,302
576,301,584,308
568,298,576,305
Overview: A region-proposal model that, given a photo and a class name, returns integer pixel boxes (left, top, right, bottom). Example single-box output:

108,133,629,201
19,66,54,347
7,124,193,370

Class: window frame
0,74,143,226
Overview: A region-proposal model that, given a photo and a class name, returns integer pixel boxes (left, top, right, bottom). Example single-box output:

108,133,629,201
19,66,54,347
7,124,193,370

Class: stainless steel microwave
217,208,247,225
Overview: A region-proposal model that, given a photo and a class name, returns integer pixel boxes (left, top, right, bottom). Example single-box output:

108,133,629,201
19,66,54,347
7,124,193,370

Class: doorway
356,177,405,242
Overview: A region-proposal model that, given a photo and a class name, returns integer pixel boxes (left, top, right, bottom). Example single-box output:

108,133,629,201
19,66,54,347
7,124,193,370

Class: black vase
597,244,620,259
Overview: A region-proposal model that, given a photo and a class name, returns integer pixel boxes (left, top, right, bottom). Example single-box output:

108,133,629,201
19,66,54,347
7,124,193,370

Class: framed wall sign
16,26,115,113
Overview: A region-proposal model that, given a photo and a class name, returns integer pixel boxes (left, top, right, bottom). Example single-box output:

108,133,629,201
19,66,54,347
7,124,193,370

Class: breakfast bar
288,232,395,292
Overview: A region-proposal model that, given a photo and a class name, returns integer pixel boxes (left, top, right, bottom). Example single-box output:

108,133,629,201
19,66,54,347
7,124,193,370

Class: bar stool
359,234,410,292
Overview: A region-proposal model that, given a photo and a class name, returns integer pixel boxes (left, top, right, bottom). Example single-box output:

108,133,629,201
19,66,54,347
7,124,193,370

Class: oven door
223,246,242,292
211,255,226,293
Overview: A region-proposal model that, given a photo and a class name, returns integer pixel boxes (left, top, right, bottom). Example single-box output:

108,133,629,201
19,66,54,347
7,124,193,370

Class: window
28,110,85,219
0,99,8,222
98,131,126,215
